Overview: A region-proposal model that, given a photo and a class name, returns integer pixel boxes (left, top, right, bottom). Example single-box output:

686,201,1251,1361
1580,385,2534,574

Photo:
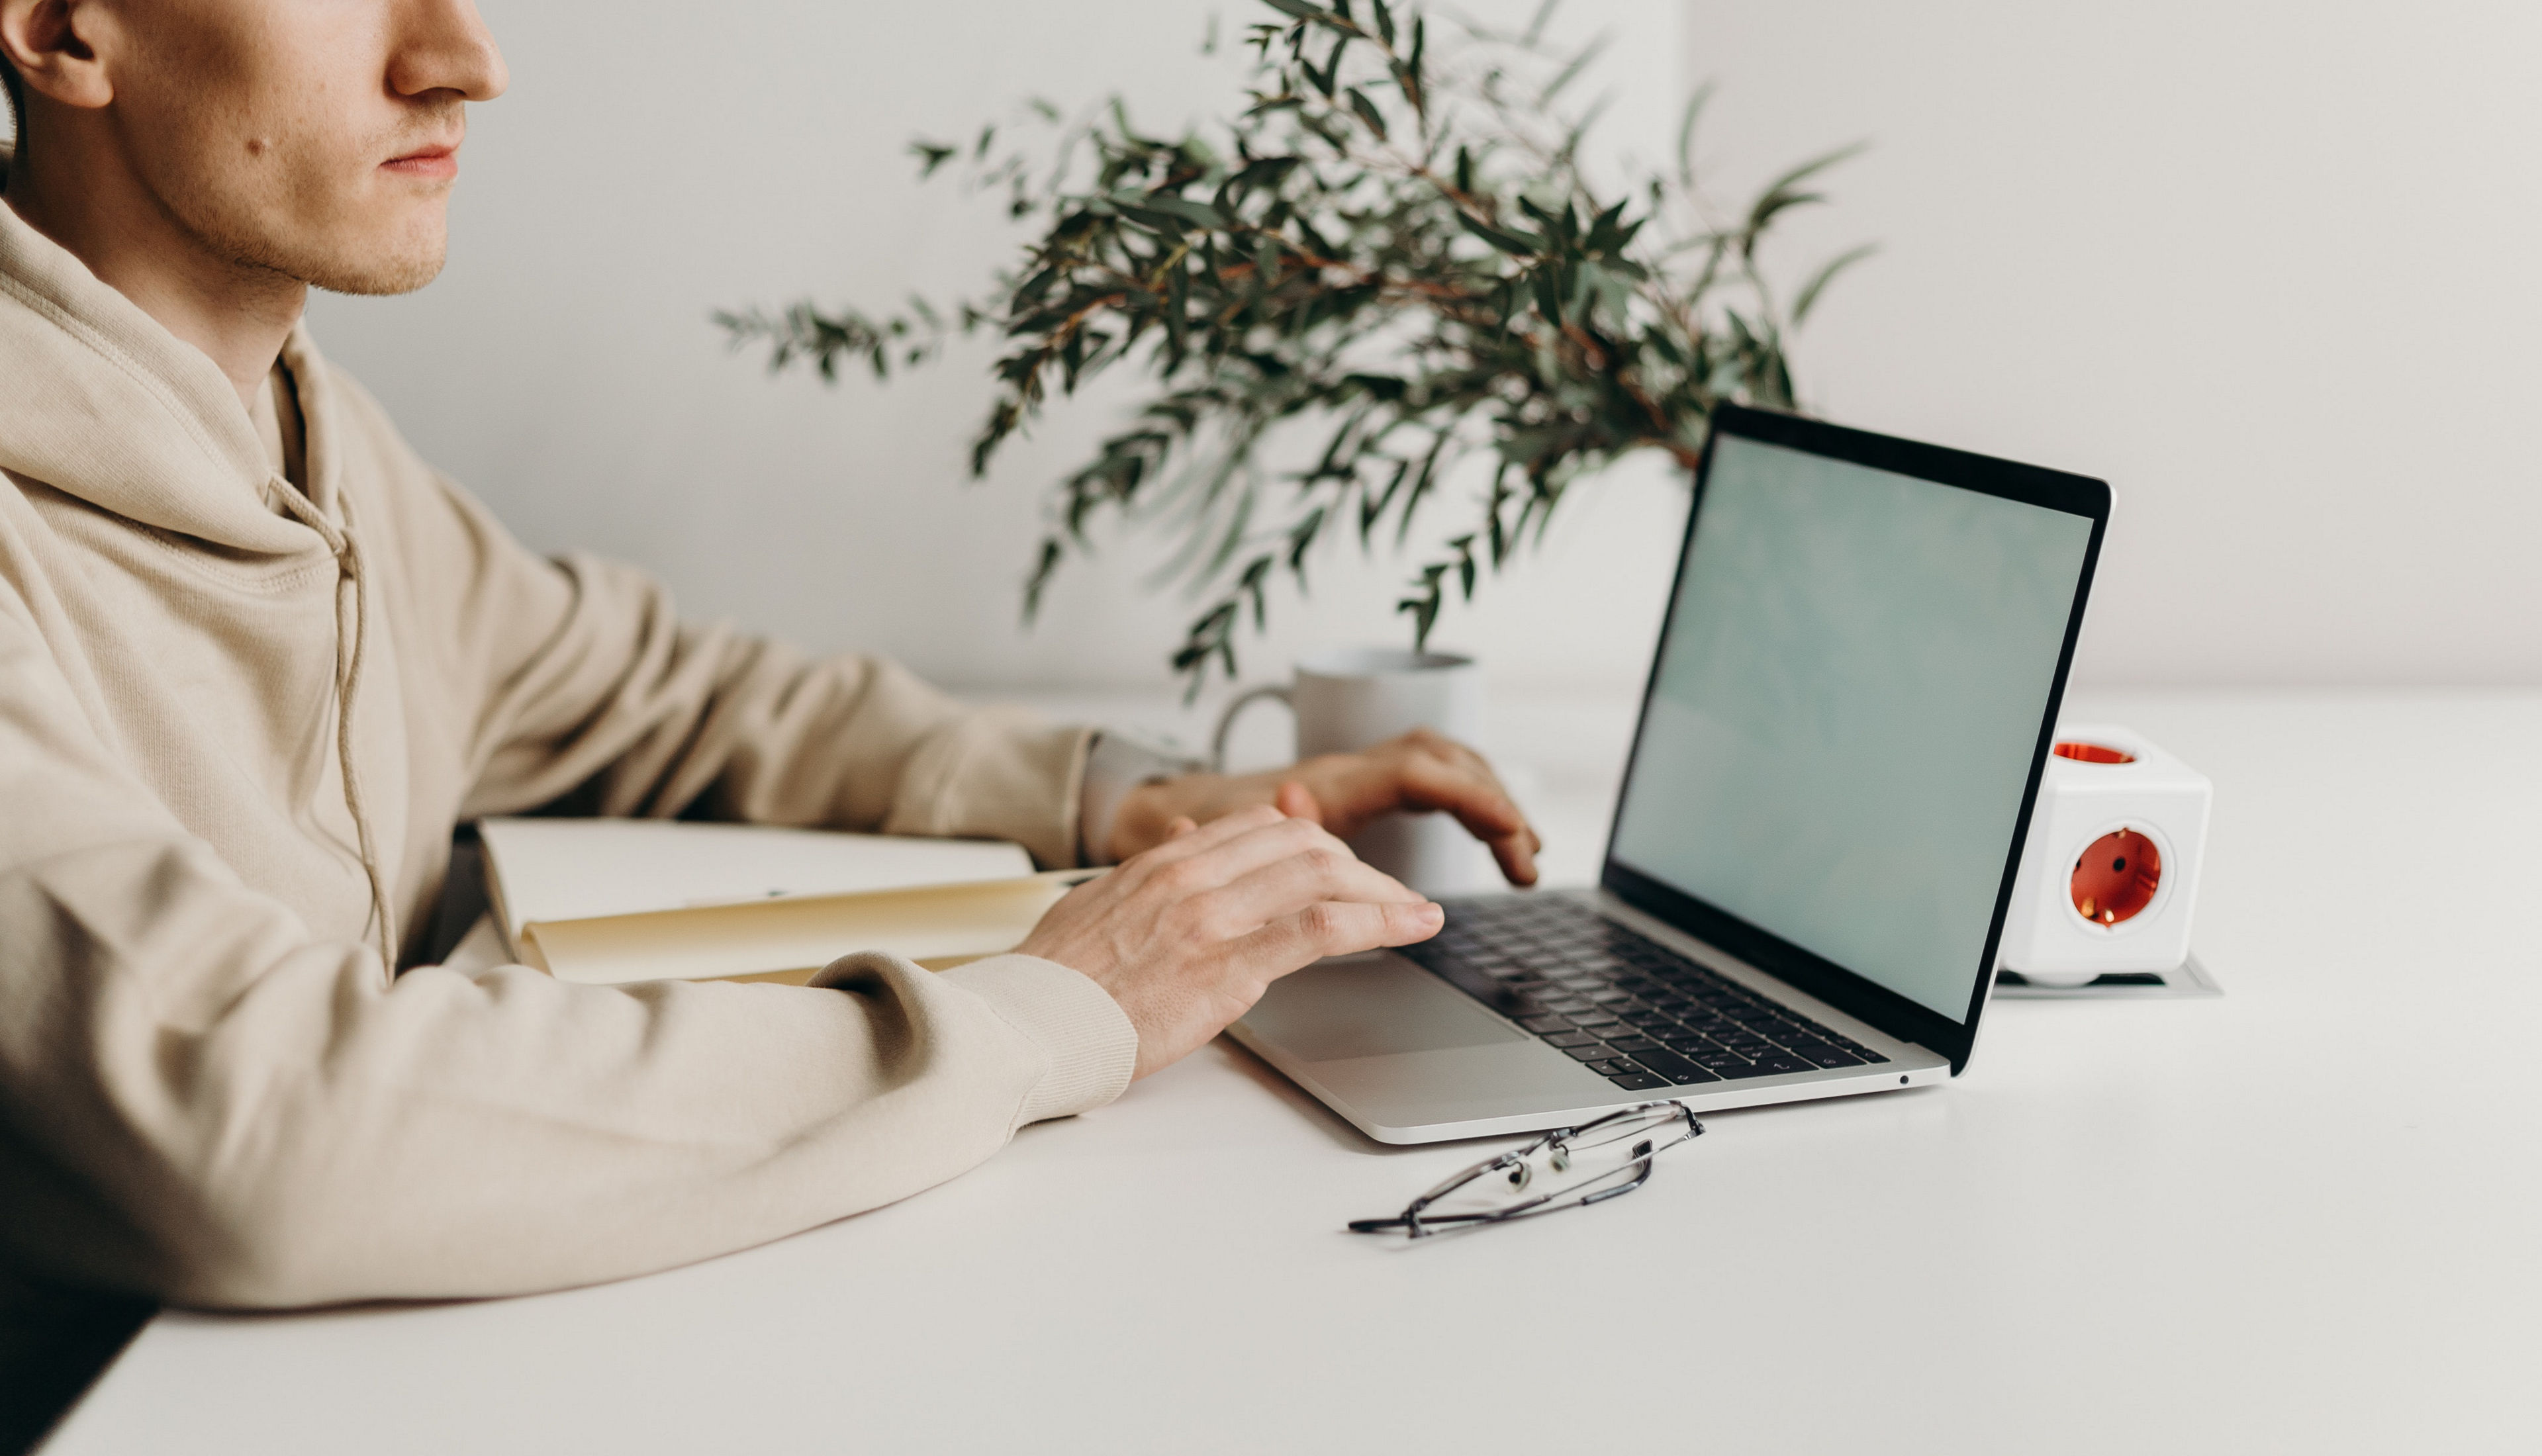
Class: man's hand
1019,804,1443,1079
1105,729,1543,886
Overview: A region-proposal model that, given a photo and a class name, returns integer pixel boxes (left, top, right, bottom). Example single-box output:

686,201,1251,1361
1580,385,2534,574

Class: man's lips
381,142,459,180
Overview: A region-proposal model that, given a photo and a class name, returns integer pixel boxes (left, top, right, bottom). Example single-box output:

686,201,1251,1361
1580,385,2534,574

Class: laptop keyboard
1391,895,1890,1093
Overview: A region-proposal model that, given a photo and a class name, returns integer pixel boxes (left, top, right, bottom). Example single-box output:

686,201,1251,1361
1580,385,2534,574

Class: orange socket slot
2053,741,2136,764
2070,829,2161,927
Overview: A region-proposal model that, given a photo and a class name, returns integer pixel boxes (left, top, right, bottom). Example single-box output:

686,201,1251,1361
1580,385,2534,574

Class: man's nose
389,0,510,103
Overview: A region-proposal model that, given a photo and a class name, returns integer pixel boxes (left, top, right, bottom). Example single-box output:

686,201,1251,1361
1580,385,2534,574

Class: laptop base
1230,889,1951,1146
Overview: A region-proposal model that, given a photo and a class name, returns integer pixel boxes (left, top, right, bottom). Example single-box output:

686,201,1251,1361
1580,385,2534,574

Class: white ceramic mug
1210,647,1497,895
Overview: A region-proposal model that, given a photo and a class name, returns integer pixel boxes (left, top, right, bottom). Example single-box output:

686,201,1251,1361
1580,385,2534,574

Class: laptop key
1627,1048,1723,1085
1605,1071,1668,1091
1430,896,1875,1075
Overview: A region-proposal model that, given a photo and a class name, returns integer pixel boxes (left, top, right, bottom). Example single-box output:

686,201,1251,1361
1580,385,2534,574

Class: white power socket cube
1998,723,2212,986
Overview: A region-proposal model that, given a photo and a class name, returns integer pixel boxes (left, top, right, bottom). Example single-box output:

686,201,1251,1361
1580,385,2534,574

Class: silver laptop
1229,403,2110,1144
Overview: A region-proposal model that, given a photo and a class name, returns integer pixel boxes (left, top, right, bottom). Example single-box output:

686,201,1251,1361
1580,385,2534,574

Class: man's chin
306,242,449,297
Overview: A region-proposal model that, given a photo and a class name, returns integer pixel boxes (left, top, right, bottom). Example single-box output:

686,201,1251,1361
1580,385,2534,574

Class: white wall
294,0,2538,695
1681,0,2542,687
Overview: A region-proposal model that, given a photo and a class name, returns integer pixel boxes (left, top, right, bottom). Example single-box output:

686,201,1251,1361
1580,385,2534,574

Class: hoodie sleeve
0,578,1136,1307
367,439,1092,868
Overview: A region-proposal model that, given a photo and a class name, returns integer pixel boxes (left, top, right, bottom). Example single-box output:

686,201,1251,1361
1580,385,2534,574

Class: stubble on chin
299,216,450,296
165,107,461,298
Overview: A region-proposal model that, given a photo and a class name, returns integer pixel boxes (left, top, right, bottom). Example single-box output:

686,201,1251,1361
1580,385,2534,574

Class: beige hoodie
0,174,1137,1308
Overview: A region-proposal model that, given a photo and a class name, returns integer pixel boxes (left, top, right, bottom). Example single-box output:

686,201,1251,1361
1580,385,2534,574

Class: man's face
107,0,506,295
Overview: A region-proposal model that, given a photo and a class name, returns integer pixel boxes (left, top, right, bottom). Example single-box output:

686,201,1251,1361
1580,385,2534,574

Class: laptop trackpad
1245,954,1527,1063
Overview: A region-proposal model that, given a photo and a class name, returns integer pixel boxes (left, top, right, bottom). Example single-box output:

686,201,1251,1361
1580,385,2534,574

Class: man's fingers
1158,811,1370,894
1231,897,1446,978
1274,780,1322,823
1393,750,1525,832
1393,751,1540,886
1131,801,1285,866
1493,836,1541,887
1198,841,1427,940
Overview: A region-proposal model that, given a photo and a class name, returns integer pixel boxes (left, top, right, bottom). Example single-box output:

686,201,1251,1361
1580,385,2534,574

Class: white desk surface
48,690,2542,1455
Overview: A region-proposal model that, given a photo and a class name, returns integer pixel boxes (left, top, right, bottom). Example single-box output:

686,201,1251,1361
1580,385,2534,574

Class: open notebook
475,818,1089,987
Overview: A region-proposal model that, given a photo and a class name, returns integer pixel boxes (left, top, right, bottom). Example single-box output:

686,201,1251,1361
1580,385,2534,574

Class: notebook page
477,818,1035,946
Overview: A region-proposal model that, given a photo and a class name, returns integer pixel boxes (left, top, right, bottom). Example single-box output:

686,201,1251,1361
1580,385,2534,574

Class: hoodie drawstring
272,482,397,978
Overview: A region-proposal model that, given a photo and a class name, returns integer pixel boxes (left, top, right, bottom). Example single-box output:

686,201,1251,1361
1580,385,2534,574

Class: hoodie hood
0,158,324,556
1,173,393,965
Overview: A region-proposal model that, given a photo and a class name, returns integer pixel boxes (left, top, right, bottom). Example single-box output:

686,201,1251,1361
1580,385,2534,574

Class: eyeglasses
1347,1101,1705,1239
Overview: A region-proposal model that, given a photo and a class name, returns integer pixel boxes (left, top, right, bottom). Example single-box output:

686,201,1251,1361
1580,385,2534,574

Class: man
0,0,1539,1312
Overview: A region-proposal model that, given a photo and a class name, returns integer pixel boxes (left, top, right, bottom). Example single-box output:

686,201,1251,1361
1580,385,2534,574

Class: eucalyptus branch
724,0,1873,693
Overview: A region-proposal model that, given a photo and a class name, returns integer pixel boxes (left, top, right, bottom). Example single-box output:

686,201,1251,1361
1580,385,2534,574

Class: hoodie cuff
1078,731,1209,866
938,954,1138,1124
880,715,1098,871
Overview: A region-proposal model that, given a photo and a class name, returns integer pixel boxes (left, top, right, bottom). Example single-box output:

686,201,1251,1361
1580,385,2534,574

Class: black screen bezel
1599,402,2109,1073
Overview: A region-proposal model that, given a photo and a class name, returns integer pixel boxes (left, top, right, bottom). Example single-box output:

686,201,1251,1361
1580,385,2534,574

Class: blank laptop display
1611,432,2096,1021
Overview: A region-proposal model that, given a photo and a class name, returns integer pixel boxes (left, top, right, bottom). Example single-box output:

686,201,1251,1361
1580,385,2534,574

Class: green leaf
1530,266,1563,326
1745,187,1825,240
1287,506,1327,582
1458,212,1542,255
1261,0,1328,22
1540,35,1608,106
1745,142,1867,237
1523,0,1560,45
1346,88,1389,140
1123,193,1229,228
1673,81,1715,187
1022,537,1065,621
1389,56,1423,112
1791,242,1878,325
1396,577,1442,649
910,139,957,177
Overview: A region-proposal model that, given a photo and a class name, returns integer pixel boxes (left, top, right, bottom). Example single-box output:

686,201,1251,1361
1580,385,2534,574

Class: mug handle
1210,685,1294,772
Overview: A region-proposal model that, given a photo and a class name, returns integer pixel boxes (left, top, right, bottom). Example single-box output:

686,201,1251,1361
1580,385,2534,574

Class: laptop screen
1607,427,2098,1024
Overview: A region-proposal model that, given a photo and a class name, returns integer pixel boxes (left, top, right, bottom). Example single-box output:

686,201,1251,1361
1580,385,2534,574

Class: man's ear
0,0,113,111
